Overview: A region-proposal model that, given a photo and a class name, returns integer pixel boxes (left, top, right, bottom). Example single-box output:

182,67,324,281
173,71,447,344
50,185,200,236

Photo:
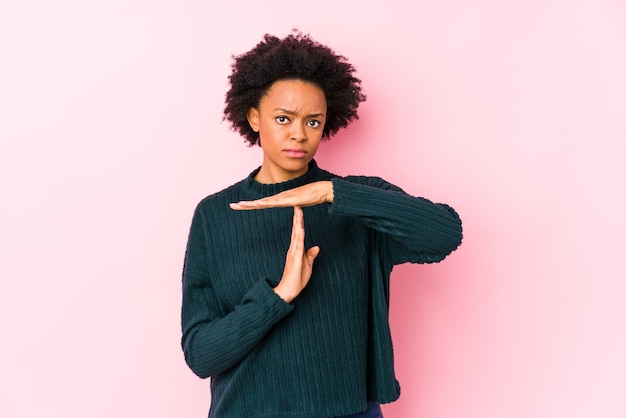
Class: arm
181,205,319,378
329,176,462,264
181,207,293,379
230,179,462,265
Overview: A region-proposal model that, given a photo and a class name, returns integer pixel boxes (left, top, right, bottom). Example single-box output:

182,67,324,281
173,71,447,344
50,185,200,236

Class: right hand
273,206,320,303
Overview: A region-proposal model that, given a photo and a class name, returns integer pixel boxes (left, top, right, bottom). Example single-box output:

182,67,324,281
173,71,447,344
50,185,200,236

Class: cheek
260,119,284,134
257,122,275,140
309,128,324,142
309,135,323,151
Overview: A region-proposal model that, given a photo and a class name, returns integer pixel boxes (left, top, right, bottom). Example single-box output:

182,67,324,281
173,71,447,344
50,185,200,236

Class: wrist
272,283,296,304
326,180,334,203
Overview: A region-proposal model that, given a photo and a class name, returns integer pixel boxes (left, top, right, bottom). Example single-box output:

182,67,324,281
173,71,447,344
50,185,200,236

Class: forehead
260,79,327,109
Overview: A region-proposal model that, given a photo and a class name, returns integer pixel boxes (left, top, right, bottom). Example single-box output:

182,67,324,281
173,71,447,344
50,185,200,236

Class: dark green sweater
181,161,462,417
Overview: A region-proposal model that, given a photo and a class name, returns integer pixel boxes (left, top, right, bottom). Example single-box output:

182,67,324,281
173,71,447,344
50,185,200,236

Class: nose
290,122,307,142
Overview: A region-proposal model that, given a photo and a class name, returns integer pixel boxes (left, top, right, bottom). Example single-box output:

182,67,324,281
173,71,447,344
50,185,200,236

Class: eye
275,116,290,124
307,120,321,128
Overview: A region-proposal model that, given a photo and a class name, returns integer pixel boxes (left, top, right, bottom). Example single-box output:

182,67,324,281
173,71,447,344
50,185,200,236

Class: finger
293,205,303,228
293,208,304,252
287,206,304,256
229,188,306,210
290,206,299,246
229,202,247,210
229,200,266,210
229,200,286,210
241,197,296,208
306,246,320,264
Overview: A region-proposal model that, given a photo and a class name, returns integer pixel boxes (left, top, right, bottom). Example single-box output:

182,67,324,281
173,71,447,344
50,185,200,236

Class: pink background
1,1,625,417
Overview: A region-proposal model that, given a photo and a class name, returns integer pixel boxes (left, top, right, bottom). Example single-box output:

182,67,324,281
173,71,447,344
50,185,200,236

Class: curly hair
224,31,366,146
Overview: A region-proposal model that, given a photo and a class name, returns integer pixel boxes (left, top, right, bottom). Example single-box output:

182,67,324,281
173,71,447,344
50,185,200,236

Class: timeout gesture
229,182,332,303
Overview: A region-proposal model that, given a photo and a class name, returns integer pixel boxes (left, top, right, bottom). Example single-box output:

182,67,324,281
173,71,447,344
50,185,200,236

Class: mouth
283,149,308,159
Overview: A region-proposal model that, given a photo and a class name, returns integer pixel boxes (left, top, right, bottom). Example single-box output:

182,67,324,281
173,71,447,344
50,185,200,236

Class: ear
247,107,260,132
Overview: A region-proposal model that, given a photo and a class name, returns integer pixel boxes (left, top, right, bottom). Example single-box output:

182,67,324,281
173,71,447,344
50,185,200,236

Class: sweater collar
242,159,322,198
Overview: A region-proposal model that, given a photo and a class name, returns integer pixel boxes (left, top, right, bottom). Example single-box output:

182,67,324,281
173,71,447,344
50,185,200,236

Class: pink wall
1,1,625,417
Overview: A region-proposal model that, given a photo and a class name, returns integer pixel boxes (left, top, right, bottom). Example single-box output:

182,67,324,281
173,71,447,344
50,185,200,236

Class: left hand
230,181,334,210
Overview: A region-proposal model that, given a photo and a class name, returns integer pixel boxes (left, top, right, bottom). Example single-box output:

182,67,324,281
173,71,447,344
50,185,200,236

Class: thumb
306,246,320,263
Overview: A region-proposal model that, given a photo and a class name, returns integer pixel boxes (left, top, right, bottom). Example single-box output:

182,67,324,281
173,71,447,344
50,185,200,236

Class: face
247,79,327,184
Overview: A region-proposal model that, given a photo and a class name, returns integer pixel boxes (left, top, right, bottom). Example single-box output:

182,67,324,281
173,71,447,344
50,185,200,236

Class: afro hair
224,31,366,146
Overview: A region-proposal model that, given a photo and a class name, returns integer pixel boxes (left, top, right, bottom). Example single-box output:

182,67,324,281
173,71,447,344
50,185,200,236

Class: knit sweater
181,160,462,417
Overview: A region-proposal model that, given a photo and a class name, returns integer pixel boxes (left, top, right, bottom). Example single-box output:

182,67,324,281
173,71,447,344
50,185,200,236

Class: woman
181,31,462,417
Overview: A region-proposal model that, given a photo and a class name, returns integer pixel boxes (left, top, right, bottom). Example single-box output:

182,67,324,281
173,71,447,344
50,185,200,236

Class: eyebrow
274,108,326,118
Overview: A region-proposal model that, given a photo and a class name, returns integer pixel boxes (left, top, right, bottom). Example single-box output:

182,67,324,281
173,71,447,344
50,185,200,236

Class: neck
254,163,310,184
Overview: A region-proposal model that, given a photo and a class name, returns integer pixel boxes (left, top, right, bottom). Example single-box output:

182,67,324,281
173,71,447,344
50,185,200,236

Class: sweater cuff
328,177,372,216
243,278,294,319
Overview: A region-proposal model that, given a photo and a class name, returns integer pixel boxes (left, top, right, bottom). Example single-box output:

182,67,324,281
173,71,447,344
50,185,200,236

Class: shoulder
194,178,247,213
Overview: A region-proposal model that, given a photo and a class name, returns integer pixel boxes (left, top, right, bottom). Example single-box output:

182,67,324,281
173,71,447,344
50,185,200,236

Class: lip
283,149,308,159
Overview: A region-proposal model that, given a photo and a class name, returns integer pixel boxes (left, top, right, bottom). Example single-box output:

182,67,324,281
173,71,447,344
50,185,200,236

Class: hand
230,181,334,210
273,206,320,303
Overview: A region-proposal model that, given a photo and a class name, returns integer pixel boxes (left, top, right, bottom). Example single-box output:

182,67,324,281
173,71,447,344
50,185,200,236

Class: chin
282,161,309,174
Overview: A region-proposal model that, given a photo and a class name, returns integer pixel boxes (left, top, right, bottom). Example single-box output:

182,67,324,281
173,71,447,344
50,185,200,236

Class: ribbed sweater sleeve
181,206,293,379
329,176,463,264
